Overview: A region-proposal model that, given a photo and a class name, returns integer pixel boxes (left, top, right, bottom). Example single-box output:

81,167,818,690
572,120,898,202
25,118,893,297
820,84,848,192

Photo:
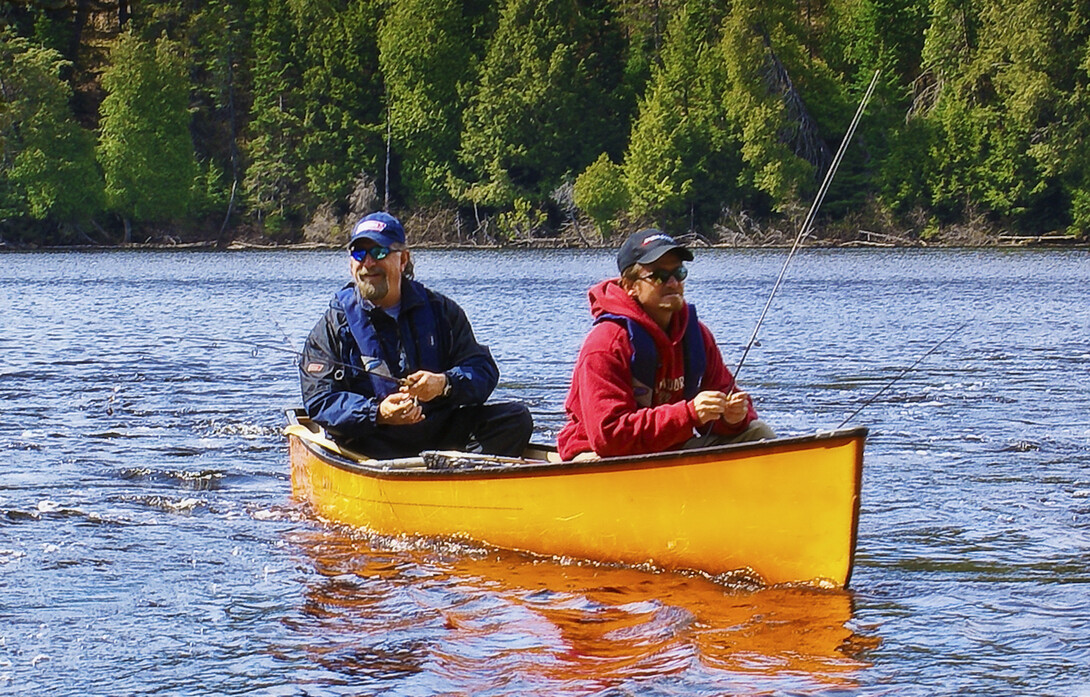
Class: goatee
354,272,389,303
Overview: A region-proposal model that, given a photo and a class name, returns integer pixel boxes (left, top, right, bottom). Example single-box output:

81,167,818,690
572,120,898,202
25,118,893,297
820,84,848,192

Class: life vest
595,305,706,408
335,282,442,398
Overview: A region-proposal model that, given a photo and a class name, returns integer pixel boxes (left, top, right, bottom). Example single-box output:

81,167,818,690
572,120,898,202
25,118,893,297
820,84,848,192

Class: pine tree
379,0,473,205
719,0,843,213
295,0,384,210
574,152,628,239
914,0,1090,233
0,31,104,235
244,0,305,231
97,31,196,237
623,0,738,229
458,0,605,210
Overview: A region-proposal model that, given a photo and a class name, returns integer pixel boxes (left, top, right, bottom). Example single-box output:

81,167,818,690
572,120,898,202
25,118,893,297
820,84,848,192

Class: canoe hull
287,412,865,587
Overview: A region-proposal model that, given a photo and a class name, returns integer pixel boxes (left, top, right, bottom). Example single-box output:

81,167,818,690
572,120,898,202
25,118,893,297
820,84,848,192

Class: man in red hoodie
557,228,775,460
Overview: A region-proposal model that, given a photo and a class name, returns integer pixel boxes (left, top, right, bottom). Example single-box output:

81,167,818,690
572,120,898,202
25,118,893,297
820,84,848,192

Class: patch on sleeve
305,362,327,374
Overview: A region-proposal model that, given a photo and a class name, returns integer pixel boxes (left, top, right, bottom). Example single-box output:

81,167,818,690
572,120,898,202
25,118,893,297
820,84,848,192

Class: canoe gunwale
284,408,868,481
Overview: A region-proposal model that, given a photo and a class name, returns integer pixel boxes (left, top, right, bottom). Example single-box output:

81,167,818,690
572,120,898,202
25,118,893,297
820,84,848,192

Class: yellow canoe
285,409,866,588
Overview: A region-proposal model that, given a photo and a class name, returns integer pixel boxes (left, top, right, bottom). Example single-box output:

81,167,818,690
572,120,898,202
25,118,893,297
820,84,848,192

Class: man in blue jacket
299,212,532,459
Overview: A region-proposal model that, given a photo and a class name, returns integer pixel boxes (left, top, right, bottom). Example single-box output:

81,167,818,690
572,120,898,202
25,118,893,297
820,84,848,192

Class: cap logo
357,220,388,233
641,233,674,246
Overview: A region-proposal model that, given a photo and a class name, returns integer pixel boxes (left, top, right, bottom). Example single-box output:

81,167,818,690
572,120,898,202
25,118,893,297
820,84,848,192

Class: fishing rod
266,315,413,390
835,320,968,429
733,69,881,381
198,336,406,387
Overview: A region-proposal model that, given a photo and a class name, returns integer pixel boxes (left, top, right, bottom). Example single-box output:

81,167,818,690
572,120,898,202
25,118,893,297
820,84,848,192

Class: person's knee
735,419,775,443
482,400,525,418
503,402,533,439
479,402,533,451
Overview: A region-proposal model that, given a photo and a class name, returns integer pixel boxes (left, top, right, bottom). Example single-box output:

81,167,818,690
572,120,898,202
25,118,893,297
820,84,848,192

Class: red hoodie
557,279,757,460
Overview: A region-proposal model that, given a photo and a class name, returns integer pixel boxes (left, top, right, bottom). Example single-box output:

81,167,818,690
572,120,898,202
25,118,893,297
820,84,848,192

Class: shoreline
2,235,1086,252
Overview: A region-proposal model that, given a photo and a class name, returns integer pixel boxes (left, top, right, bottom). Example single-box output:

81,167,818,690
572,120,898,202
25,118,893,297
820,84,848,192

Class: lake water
1,247,1088,695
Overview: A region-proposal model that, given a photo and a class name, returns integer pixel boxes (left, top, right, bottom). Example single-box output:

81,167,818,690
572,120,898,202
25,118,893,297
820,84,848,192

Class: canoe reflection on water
284,526,879,692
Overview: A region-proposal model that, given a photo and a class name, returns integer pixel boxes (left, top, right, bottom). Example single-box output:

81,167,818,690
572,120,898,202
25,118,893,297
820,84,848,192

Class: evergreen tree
97,31,196,236
458,0,606,210
122,0,251,222
824,0,930,217
0,31,104,236
574,152,629,240
719,0,846,213
623,0,738,229
719,2,811,211
244,0,307,231
295,0,384,211
915,0,1089,233
378,0,473,204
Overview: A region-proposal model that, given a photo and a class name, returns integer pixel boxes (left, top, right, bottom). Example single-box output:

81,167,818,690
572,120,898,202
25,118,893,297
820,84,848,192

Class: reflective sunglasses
638,266,688,285
350,245,394,262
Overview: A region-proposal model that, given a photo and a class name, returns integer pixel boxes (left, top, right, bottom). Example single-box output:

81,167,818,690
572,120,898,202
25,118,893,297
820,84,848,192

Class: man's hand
690,390,750,426
721,391,750,425
377,391,424,425
400,370,448,403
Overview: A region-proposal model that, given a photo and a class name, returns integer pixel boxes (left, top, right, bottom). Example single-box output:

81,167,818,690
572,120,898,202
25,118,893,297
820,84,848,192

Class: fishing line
835,320,968,428
733,70,881,382
196,336,406,387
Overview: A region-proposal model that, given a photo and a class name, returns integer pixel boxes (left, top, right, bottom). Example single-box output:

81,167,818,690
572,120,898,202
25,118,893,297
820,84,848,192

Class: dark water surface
1,248,1088,696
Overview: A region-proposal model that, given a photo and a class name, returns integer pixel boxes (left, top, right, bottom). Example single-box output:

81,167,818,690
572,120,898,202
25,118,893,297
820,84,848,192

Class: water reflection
285,526,877,694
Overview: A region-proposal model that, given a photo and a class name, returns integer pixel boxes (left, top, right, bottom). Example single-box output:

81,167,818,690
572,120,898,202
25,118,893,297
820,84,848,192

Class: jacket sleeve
573,324,698,456
698,323,759,436
436,295,499,406
298,309,382,439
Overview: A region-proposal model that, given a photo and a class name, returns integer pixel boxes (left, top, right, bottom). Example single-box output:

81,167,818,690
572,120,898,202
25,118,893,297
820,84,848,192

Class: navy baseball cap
348,212,406,249
616,228,693,272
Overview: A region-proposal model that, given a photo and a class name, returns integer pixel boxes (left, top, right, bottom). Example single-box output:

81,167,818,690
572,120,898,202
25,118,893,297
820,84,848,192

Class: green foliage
244,0,307,228
458,0,614,209
4,0,1090,241
98,32,196,223
719,1,813,210
913,0,1090,232
294,1,384,206
622,0,767,230
574,153,629,239
379,0,473,204
190,159,231,217
0,31,104,226
495,196,547,240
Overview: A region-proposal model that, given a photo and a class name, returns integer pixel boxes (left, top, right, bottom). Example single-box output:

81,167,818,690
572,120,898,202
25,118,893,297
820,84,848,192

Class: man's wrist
440,373,453,398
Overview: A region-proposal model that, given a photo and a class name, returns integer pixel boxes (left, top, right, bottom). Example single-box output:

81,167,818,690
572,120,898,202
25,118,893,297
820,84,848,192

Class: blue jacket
299,279,499,454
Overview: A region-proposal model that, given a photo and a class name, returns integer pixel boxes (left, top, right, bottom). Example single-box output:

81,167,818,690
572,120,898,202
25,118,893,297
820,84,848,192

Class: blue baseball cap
348,212,406,249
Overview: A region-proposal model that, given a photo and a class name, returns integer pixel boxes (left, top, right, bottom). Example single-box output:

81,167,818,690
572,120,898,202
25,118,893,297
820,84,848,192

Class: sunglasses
638,266,688,285
350,245,395,262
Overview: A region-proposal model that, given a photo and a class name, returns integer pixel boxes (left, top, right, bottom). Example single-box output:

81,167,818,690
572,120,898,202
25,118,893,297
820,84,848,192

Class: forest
1,0,1088,247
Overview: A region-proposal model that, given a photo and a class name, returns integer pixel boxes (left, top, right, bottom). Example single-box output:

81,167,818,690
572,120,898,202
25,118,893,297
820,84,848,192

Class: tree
574,152,628,239
244,0,307,231
97,31,196,238
823,0,930,217
378,0,473,205
131,0,252,223
913,0,1090,233
295,0,384,211
623,0,738,229
458,0,610,210
719,0,846,213
0,30,104,237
